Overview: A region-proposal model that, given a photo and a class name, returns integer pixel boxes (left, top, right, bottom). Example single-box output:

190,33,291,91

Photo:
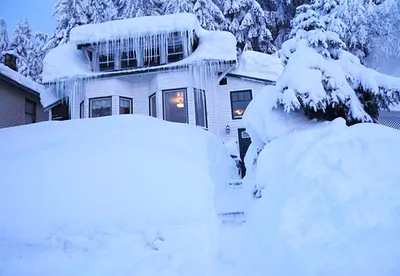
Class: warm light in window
234,109,244,116
169,91,185,108
177,99,184,108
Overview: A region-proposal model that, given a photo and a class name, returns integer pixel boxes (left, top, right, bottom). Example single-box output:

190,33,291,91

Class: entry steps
217,179,245,225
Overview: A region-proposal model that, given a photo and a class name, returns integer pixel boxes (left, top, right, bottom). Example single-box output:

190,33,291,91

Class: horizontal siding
215,77,268,143
0,79,48,129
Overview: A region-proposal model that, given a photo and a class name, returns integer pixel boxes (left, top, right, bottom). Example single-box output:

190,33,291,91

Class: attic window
144,47,160,67
121,50,137,69
99,52,115,71
167,32,184,63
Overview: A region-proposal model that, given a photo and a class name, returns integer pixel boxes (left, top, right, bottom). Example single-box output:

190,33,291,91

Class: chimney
3,53,17,71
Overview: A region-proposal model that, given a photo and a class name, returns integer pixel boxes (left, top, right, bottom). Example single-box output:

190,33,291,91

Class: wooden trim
226,73,276,85
230,89,253,120
162,88,188,124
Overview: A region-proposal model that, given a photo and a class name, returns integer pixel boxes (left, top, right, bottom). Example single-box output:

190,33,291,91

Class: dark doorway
51,102,70,121
238,128,251,177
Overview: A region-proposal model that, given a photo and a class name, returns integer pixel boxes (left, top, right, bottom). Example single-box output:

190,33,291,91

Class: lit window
167,32,184,63
194,88,207,128
98,52,115,71
25,99,36,124
230,90,252,119
121,50,137,69
149,93,157,117
163,89,187,123
90,97,112,118
119,97,132,114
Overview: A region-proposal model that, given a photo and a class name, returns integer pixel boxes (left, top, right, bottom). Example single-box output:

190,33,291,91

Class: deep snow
0,115,237,276
243,86,400,275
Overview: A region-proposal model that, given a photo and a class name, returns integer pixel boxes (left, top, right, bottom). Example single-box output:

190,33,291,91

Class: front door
238,128,251,176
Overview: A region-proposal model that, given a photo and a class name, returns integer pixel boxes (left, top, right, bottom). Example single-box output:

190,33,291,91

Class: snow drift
0,115,236,276
244,90,400,275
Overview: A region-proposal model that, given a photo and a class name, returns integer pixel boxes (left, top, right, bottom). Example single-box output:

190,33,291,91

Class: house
41,13,282,167
0,57,48,129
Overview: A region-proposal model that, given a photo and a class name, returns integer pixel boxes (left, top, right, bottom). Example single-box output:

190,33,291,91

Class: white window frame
89,97,112,118
119,97,133,114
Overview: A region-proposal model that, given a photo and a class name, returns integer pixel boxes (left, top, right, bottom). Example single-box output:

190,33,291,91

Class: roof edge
0,73,41,97
226,73,276,85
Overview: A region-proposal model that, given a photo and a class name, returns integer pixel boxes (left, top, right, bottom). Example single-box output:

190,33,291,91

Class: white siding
215,76,268,143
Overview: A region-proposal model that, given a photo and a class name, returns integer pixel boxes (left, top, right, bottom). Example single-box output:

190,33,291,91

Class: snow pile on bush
244,92,400,275
0,115,236,276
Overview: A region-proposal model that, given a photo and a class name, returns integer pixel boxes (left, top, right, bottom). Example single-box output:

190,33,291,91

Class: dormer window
121,49,138,69
99,52,115,72
144,47,161,67
168,32,184,63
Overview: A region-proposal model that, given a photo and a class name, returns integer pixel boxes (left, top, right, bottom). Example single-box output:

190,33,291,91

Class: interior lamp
234,109,244,116
176,99,184,108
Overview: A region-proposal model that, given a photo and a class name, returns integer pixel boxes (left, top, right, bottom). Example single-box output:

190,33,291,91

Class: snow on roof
42,29,236,84
70,13,200,45
230,51,284,82
0,64,44,95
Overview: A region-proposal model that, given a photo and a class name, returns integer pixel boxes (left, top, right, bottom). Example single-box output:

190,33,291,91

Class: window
230,90,252,119
119,97,132,114
80,101,84,118
219,78,228,85
163,89,187,123
144,47,160,67
98,52,115,71
167,32,184,63
25,99,36,124
149,93,157,117
89,97,112,118
194,89,207,128
121,49,137,69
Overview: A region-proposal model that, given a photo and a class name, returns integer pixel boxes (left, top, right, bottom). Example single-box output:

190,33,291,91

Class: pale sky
1,0,57,35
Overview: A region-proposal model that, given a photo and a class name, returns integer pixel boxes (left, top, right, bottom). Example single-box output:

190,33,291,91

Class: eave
226,73,276,85
0,73,41,97
43,59,237,86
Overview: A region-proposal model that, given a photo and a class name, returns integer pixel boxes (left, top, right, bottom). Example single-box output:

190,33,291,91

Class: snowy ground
0,115,238,276
2,111,400,275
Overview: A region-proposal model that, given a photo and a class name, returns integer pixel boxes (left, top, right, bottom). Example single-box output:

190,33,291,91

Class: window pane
149,94,157,117
25,99,36,123
121,50,137,69
80,102,84,118
163,90,187,123
194,89,206,128
231,90,252,119
99,53,115,71
90,97,112,117
144,48,160,67
119,98,132,114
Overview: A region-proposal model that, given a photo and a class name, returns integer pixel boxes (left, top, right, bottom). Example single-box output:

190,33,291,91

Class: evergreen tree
276,0,400,124
193,0,226,30
223,0,275,54
6,19,33,77
114,0,163,18
45,0,91,50
27,32,49,82
163,0,194,15
0,18,8,60
89,0,117,23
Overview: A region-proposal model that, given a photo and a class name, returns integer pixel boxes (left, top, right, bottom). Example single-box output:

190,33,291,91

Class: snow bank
231,51,283,81
0,64,44,94
0,115,236,276
70,13,200,45
248,120,400,275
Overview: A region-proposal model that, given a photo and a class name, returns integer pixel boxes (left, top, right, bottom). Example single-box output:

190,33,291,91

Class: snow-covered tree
114,0,163,18
223,0,275,54
89,0,117,23
193,0,226,30
26,32,49,82
0,18,8,60
163,0,194,15
45,0,91,50
276,0,400,124
6,19,34,77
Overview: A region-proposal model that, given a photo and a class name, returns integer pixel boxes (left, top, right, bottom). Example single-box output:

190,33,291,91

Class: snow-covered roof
0,64,44,95
42,27,236,84
229,51,284,82
70,13,200,45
